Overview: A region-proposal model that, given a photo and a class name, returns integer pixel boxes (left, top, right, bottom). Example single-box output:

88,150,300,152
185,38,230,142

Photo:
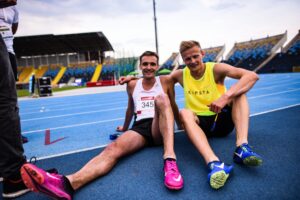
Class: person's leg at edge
0,35,29,198
152,94,183,190
8,52,18,81
180,108,233,190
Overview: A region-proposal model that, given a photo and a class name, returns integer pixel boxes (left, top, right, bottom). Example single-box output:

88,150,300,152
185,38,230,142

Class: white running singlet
132,76,164,121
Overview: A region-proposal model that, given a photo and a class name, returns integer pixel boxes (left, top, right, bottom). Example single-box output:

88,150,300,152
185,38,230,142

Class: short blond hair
179,40,201,54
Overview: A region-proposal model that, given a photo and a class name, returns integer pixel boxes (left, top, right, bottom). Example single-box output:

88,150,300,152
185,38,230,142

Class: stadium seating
44,65,61,80
258,32,300,73
224,33,285,71
203,46,224,62
159,53,179,71
58,64,96,84
99,57,137,81
14,30,300,86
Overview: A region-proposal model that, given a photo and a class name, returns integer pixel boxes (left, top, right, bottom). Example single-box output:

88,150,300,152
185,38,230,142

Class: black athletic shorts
130,118,154,146
197,106,234,137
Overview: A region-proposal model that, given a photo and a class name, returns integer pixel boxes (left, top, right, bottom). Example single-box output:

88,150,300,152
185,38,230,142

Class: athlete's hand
116,126,125,132
208,94,229,113
119,76,132,85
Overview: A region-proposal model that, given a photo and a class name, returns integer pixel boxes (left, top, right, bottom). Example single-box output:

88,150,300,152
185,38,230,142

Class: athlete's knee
179,108,198,125
232,93,248,105
103,142,123,160
155,94,171,109
179,109,194,123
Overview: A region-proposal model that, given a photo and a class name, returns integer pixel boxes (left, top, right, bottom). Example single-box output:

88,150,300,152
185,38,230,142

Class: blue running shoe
233,143,263,166
207,161,233,189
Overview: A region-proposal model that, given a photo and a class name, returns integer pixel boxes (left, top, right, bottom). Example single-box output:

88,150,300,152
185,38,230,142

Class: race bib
0,26,13,40
136,96,155,121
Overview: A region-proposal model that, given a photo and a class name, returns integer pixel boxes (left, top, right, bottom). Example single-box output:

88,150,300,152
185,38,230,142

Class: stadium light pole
153,0,159,56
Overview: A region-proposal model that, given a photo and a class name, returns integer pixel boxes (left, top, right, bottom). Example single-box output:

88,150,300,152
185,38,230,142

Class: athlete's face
181,46,205,72
140,56,159,78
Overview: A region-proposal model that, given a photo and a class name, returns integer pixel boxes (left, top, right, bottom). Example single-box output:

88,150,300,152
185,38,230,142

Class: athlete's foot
21,163,74,200
233,143,263,166
164,159,184,190
208,161,233,189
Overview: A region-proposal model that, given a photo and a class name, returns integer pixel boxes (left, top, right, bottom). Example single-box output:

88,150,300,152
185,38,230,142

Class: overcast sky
16,0,300,63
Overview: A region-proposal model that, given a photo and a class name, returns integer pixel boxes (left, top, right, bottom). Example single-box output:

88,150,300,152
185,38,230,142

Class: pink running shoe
20,163,73,200
164,160,184,190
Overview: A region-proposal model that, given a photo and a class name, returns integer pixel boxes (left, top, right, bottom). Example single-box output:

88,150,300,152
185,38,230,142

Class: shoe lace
24,156,58,174
165,161,179,175
23,156,37,164
241,144,253,153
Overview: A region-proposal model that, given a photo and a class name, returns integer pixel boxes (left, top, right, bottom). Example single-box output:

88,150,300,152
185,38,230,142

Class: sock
164,158,176,163
207,160,221,170
63,176,75,195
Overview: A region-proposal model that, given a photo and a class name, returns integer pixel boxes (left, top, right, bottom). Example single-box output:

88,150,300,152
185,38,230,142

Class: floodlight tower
153,0,159,55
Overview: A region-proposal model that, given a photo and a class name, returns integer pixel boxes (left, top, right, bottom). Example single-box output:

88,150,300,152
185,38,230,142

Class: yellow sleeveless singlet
183,62,226,116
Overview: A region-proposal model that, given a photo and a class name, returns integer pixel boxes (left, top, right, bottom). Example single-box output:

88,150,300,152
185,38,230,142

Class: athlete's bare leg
151,94,176,160
180,109,219,164
67,131,147,190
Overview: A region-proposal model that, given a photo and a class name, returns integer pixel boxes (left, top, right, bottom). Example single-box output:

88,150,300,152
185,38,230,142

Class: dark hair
179,40,201,54
139,51,159,64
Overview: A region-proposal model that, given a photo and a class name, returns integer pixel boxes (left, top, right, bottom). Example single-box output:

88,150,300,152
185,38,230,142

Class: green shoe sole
209,171,229,189
243,156,263,166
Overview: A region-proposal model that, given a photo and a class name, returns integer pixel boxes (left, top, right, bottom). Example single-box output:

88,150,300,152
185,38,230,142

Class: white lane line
36,144,107,161
22,118,124,134
252,81,300,91
35,103,300,161
249,103,300,117
248,88,300,99
21,100,128,115
21,107,126,122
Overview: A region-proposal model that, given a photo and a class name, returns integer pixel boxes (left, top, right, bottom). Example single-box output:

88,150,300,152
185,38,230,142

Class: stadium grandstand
203,45,225,63
257,30,300,73
223,32,287,71
14,32,114,87
13,30,300,90
100,56,138,80
159,53,179,70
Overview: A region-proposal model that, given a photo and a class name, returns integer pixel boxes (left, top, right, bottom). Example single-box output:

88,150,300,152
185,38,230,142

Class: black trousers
0,35,25,178
8,52,18,81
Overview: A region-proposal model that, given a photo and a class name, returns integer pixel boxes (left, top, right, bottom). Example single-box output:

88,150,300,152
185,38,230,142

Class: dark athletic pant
8,52,18,81
0,35,26,178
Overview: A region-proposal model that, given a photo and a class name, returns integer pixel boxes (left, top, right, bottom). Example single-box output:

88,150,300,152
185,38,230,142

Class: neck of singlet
190,64,206,80
142,77,156,91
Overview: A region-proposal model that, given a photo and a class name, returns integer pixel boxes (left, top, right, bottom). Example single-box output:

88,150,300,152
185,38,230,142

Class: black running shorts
197,106,234,137
130,118,154,146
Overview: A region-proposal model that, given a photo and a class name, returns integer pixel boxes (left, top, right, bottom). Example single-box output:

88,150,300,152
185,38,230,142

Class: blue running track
1,73,300,199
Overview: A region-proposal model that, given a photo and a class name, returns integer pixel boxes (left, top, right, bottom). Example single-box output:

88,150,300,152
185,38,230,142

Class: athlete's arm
116,81,136,132
170,69,183,87
119,76,139,85
209,63,259,113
